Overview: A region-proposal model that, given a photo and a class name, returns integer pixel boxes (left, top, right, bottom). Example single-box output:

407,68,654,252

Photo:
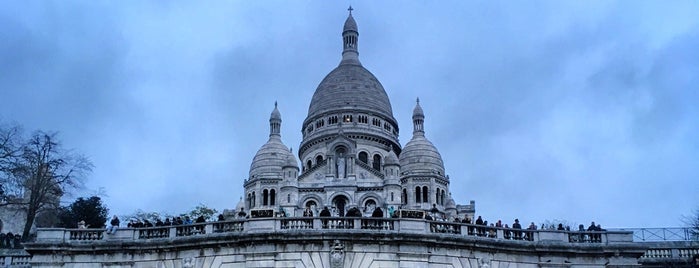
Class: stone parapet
24,217,648,267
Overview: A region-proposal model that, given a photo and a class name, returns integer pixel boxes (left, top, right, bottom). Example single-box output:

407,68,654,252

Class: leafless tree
0,122,23,203
686,208,699,240
9,131,92,238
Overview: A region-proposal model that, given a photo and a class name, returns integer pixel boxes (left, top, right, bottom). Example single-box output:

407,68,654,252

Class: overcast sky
1,1,697,228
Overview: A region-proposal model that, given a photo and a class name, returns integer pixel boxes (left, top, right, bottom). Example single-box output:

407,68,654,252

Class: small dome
236,197,245,211
271,101,281,120
249,138,295,178
384,148,399,166
445,194,456,209
284,151,299,169
399,136,445,175
250,104,293,179
343,14,357,33
400,99,445,176
413,98,424,118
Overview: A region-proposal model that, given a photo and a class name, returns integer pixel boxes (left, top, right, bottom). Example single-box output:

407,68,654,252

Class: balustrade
138,227,170,239
213,221,244,233
69,229,104,240
38,217,633,247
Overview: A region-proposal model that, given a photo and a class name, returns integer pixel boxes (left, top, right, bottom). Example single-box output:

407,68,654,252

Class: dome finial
341,7,360,65
412,98,425,135
270,102,282,137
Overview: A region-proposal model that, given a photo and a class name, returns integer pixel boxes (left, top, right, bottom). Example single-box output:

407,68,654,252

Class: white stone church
240,10,474,220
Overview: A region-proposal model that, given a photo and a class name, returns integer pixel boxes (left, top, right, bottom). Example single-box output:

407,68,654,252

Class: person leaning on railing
512,219,522,240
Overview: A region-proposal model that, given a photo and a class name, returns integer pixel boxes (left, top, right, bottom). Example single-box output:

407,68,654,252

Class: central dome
307,64,394,120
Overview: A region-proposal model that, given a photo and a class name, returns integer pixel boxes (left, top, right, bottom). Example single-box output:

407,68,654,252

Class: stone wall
24,217,647,268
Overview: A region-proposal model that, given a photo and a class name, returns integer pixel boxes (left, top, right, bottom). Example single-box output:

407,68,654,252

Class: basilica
21,10,672,268
240,10,474,220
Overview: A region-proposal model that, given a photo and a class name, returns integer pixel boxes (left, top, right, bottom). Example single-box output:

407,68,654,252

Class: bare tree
687,208,699,240
0,122,23,203
9,131,92,238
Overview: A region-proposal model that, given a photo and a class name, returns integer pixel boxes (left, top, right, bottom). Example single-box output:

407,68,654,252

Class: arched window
441,190,446,206
270,189,276,206
263,189,269,206
251,192,256,208
422,186,428,203
358,152,368,164
306,160,312,170
364,199,376,212
415,186,421,203
436,188,441,205
305,200,317,209
372,154,382,170
247,193,252,208
315,155,323,165
402,189,407,205
287,194,291,203
391,192,394,202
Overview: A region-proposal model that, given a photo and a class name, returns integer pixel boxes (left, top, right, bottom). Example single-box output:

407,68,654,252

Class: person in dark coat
320,207,331,228
371,207,383,218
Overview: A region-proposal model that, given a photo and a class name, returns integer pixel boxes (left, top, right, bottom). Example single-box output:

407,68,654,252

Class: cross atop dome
348,5,353,15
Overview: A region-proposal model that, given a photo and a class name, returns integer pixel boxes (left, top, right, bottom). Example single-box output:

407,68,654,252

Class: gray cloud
0,1,697,228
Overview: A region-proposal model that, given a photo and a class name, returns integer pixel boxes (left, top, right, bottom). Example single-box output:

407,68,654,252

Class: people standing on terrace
526,222,537,241
320,207,331,228
512,219,522,239
303,207,313,217
106,216,120,234
475,216,484,236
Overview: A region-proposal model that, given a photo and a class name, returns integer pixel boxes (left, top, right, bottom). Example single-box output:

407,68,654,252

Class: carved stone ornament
330,240,345,268
182,257,195,268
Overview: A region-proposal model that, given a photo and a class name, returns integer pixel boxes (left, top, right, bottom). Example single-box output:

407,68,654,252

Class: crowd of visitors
0,232,22,248
88,206,606,243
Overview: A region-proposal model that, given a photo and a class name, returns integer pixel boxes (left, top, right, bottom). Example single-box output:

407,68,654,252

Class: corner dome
236,197,245,211
283,150,299,169
249,103,294,179
399,99,445,176
384,148,399,166
249,138,294,179
399,136,445,175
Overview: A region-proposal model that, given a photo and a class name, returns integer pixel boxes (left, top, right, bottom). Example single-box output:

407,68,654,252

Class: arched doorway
332,195,348,217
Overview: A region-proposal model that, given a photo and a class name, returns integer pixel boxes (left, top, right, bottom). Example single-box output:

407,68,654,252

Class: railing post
205,223,213,234
169,227,176,238
354,219,361,230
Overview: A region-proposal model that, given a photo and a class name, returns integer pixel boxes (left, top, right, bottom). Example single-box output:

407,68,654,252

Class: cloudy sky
1,1,697,228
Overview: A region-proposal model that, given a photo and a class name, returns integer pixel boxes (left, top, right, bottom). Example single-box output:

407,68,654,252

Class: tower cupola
341,6,360,65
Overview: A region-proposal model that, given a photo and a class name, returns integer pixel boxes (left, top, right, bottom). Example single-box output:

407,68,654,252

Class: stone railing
0,254,31,268
637,240,699,265
34,217,632,246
